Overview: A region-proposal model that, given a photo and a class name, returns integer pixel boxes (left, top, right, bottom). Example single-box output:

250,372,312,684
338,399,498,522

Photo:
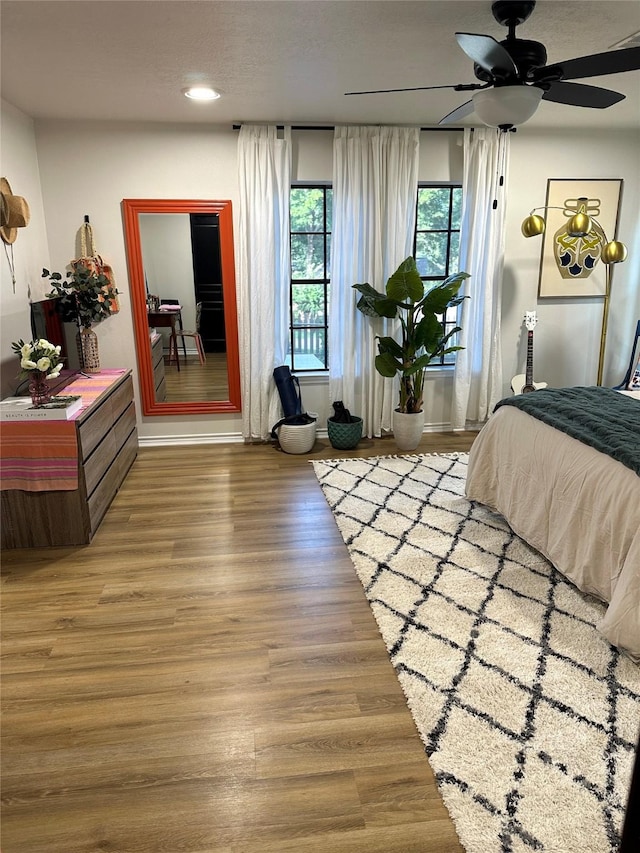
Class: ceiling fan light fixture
472,85,543,127
183,86,221,101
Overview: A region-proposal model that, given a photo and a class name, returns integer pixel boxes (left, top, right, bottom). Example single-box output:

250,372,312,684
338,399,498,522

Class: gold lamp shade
521,214,546,237
566,211,592,237
601,240,628,264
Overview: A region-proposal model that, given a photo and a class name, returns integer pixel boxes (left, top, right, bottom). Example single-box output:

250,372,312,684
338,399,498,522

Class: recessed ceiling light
184,87,221,101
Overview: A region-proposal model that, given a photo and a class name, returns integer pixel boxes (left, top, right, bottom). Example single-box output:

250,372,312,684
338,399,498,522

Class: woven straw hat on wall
1,178,31,244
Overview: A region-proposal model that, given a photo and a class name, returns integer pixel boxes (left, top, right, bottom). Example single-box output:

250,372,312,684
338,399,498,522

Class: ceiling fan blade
533,45,640,82
455,33,518,78
540,80,625,108
345,83,469,96
438,100,475,125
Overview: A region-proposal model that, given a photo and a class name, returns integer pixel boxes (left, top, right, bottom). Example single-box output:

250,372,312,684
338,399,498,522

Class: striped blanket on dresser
0,369,128,492
1,420,78,491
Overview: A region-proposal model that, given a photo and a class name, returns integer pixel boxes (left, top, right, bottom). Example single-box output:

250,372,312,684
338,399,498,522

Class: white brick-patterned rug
312,452,640,853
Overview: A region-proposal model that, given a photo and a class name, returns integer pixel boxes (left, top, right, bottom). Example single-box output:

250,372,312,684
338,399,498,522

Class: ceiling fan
345,0,640,128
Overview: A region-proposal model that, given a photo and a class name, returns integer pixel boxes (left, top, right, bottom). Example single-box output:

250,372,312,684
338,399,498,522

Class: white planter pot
275,412,318,454
392,409,425,452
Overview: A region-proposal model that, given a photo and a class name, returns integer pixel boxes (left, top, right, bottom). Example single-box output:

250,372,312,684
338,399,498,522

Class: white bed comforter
466,406,640,661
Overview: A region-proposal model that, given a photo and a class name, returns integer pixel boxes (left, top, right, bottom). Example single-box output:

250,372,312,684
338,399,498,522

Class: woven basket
276,414,317,454
327,416,363,450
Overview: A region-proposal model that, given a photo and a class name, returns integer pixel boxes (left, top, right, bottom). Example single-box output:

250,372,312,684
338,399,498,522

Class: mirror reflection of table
147,308,183,371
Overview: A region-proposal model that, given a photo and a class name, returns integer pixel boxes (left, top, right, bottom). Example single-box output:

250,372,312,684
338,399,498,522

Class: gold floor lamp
521,204,628,386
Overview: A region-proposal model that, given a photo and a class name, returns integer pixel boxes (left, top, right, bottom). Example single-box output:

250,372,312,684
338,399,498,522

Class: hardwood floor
164,352,229,402
1,431,476,853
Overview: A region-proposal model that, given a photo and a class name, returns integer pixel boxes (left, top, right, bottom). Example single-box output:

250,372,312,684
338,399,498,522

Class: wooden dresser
151,334,166,402
1,371,138,549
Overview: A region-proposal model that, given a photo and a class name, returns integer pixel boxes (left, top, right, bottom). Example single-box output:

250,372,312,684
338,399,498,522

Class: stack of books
0,395,83,421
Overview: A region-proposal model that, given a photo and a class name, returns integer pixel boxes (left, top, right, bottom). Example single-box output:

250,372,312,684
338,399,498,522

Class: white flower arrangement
11,338,63,380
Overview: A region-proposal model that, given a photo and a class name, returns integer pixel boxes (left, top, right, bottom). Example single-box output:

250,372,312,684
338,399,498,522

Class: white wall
503,128,640,391
4,108,638,441
33,119,242,441
0,101,51,399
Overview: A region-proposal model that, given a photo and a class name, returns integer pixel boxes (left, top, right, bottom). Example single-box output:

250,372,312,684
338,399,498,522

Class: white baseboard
139,432,244,447
138,422,480,448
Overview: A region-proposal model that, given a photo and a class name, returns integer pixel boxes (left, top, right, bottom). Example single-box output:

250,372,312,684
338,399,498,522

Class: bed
465,386,640,662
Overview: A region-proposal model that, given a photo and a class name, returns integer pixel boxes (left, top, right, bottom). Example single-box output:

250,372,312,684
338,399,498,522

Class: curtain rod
232,124,464,133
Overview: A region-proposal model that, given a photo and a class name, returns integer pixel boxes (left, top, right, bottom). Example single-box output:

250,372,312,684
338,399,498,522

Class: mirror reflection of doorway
190,214,226,353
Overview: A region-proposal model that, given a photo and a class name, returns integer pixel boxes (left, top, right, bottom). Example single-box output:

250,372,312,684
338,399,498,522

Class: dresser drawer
113,401,136,451
88,427,138,533
153,357,164,389
83,429,117,497
84,400,137,499
155,377,166,403
152,335,164,367
78,376,134,461
109,375,134,423
78,398,113,460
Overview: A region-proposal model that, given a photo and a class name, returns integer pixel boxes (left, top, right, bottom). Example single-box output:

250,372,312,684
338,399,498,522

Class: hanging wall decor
0,178,31,245
1,178,31,293
537,178,623,298
71,218,120,314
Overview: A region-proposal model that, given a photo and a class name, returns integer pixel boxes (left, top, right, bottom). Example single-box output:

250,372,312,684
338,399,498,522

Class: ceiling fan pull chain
492,130,510,210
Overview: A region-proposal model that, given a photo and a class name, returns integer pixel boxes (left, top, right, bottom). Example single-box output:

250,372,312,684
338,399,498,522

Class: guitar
511,311,548,395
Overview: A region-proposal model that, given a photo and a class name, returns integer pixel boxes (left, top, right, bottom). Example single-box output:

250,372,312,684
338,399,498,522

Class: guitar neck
525,330,534,386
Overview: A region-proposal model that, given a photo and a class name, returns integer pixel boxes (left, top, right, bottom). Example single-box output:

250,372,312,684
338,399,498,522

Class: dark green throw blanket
495,387,640,476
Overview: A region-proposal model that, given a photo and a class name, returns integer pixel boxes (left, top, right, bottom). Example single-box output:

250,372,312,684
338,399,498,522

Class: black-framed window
286,182,461,371
413,184,463,366
287,184,332,371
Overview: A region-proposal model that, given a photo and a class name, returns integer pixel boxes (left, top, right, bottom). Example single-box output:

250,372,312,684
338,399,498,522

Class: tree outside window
288,185,331,371
414,185,462,366
286,182,461,372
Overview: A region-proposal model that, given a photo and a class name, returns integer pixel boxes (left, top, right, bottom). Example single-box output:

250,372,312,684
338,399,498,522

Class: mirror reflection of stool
169,302,206,367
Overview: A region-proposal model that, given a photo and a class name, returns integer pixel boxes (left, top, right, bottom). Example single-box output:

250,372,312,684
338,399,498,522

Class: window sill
294,365,455,383
295,371,329,382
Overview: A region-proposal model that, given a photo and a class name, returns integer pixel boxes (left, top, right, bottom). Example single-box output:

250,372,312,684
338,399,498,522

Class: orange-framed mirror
122,199,241,416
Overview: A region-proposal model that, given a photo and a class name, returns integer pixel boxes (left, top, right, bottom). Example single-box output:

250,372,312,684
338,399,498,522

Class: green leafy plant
43,265,117,328
353,256,469,414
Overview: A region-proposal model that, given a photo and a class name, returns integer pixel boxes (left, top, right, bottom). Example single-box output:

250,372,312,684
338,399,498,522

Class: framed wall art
537,178,623,298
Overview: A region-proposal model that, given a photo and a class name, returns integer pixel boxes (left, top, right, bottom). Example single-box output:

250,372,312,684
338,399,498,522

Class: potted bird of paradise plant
353,256,469,450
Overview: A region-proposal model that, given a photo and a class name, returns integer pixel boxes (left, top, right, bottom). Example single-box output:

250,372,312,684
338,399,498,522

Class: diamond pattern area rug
312,452,640,853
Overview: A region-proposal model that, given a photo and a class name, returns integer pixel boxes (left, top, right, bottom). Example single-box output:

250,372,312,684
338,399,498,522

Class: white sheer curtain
237,125,291,440
451,127,510,429
329,125,419,437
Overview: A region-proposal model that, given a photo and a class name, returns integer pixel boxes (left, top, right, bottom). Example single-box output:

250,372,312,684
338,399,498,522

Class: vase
77,326,100,373
28,371,51,407
392,409,425,452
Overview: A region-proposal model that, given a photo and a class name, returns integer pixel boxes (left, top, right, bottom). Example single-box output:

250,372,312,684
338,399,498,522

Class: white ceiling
2,0,639,131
